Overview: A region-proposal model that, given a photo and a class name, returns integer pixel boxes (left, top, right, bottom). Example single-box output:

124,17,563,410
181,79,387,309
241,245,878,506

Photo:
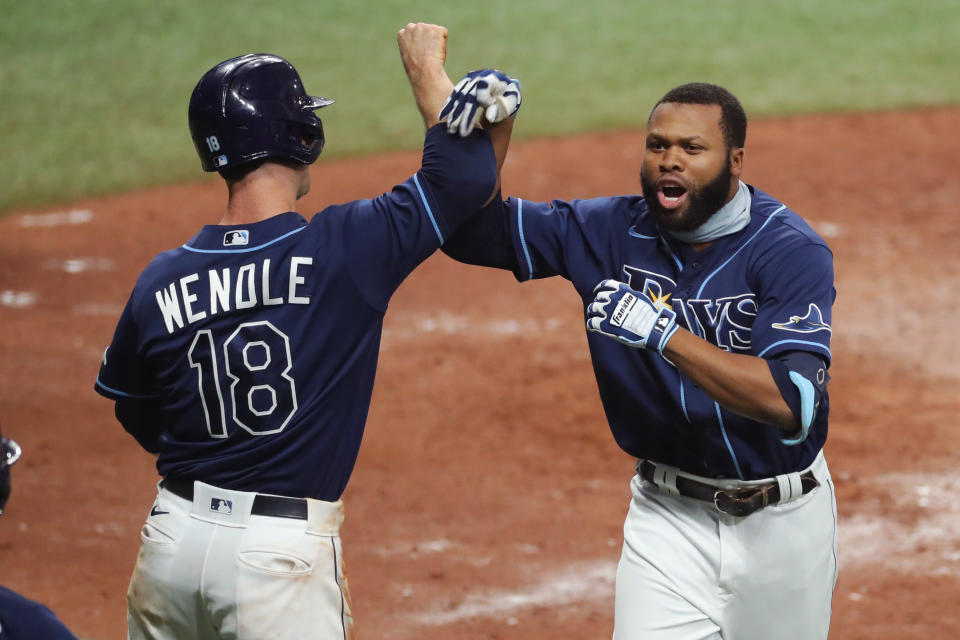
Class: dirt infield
1,107,958,639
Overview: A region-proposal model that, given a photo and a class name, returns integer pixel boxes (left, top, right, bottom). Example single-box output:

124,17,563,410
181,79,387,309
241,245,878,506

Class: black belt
161,478,308,520
638,460,819,517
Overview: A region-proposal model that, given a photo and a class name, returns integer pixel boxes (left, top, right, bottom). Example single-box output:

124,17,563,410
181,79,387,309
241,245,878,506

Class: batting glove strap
586,279,678,354
439,69,522,137
645,308,679,355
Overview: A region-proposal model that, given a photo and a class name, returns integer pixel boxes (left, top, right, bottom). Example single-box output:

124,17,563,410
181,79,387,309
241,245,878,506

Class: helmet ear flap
292,119,325,162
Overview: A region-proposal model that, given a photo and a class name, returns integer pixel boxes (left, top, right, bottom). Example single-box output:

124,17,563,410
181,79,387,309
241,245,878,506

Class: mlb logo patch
213,155,228,168
210,498,233,514
223,230,249,246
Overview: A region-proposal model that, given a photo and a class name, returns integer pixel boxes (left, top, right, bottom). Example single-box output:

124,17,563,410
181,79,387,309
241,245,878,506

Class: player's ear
729,146,744,177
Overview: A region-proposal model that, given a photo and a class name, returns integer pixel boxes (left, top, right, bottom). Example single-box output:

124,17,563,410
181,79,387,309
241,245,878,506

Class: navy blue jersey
445,185,834,479
0,586,78,640
95,125,496,501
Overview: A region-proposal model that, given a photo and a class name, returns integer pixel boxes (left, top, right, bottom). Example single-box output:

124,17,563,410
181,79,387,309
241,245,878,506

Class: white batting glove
439,69,522,137
586,279,679,354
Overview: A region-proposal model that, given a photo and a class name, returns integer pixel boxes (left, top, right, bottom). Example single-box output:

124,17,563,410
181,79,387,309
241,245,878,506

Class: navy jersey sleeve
507,197,626,284
0,586,79,640
440,190,518,271
94,292,164,452
444,195,627,285
751,241,835,363
94,294,158,401
342,124,496,308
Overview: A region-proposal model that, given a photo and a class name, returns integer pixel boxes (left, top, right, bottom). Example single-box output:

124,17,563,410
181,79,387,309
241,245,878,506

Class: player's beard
641,158,734,233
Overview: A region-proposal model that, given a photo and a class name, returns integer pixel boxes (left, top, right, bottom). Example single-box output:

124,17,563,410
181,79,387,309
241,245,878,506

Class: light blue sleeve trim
517,199,534,279
182,226,306,254
95,377,158,399
696,205,786,298
715,403,745,480
657,323,679,355
413,173,444,245
782,371,815,445
757,339,831,359
679,372,691,422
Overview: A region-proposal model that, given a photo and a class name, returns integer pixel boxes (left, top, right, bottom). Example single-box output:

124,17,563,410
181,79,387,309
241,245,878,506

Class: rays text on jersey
154,257,313,334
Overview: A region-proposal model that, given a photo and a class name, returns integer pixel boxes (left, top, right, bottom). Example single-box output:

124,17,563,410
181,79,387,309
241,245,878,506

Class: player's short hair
650,83,747,149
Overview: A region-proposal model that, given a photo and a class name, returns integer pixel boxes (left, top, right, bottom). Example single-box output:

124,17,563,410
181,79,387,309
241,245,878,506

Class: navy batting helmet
1,429,22,515
188,54,334,173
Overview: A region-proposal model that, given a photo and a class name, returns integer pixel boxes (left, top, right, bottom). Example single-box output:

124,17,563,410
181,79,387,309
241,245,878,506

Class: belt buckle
713,486,765,518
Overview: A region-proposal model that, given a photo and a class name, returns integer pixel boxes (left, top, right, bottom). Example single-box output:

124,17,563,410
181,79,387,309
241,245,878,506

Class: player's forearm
663,329,796,432
397,23,454,129
485,116,514,205
409,66,454,129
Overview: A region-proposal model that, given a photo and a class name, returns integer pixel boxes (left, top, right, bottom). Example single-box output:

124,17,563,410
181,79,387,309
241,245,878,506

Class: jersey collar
183,211,308,253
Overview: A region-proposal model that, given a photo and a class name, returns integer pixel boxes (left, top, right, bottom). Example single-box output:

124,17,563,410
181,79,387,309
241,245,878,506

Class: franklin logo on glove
586,279,678,354
611,294,638,327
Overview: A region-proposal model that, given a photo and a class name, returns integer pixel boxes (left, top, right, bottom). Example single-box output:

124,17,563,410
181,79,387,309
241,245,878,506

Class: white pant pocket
140,520,178,547
238,548,313,577
236,537,348,639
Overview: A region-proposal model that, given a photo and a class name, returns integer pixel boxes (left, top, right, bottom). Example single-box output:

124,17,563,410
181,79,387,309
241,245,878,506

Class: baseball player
0,426,80,640
93,23,520,639
442,82,837,639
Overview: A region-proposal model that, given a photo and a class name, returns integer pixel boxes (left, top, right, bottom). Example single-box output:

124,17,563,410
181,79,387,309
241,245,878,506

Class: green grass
1,0,958,213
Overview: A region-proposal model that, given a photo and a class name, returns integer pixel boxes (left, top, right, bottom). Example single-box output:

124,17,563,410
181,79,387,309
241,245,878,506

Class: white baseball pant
126,480,353,640
613,451,838,639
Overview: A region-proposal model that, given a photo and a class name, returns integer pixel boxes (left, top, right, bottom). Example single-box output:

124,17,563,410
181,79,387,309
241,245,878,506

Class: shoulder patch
772,303,831,334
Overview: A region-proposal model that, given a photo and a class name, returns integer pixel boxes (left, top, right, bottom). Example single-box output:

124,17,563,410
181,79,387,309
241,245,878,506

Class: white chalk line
71,303,125,316
44,257,115,273
19,209,93,227
384,311,572,339
411,559,616,627
373,538,461,559
2,294,125,315
0,290,36,308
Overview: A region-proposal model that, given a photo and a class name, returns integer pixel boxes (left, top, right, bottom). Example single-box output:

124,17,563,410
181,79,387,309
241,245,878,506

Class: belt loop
652,463,680,496
775,472,804,504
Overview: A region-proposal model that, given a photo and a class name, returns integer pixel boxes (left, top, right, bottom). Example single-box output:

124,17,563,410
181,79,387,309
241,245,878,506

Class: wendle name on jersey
154,256,313,334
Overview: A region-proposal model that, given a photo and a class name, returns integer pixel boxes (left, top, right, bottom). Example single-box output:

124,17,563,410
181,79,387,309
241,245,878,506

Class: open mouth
657,181,688,210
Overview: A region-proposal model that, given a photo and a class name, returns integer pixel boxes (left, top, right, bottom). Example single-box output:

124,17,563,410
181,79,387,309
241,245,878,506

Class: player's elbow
434,157,497,214
455,164,498,213
772,407,801,437
420,128,498,214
